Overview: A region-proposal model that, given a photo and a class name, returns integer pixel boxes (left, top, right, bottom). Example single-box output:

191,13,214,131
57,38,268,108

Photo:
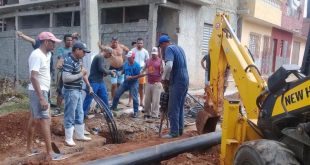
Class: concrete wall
188,0,238,88
19,14,50,29
0,27,80,81
157,6,179,44
0,31,15,78
178,2,202,88
7,0,19,5
100,21,150,51
291,36,306,66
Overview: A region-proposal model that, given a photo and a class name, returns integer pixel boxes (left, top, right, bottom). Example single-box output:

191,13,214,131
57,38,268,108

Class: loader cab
258,64,310,139
267,64,304,94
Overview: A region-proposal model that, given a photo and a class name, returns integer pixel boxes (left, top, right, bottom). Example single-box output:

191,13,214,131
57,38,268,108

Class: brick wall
100,21,151,51
0,31,16,78
0,27,80,81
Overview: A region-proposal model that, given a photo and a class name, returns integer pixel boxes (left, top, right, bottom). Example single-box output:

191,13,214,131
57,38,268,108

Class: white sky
305,0,308,17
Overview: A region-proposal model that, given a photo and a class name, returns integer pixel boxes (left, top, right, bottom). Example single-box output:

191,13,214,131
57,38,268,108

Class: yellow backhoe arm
209,13,267,119
197,13,269,164
199,12,310,165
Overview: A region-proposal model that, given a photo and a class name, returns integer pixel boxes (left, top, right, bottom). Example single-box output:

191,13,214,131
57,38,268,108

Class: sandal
27,149,40,157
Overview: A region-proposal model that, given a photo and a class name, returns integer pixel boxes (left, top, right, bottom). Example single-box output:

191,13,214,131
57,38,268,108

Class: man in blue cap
159,35,189,138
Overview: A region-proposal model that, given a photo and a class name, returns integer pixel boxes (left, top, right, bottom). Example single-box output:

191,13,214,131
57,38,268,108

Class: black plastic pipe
84,131,221,165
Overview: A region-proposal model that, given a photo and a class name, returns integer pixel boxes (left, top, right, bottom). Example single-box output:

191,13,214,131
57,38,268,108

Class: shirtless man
98,37,129,99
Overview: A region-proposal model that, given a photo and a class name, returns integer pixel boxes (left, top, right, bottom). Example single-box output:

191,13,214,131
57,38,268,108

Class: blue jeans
168,83,188,135
83,82,110,117
111,82,139,112
63,89,84,129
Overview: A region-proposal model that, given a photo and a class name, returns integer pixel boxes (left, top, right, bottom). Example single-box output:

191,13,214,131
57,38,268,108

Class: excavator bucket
196,107,220,134
196,85,220,134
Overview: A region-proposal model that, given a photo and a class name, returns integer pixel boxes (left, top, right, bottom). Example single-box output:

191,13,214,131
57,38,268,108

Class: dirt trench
0,109,220,165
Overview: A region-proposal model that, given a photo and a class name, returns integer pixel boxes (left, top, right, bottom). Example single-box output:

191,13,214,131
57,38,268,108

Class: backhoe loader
196,13,310,165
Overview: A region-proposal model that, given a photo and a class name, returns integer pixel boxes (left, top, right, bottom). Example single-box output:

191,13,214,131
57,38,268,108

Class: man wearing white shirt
27,32,64,160
131,38,149,107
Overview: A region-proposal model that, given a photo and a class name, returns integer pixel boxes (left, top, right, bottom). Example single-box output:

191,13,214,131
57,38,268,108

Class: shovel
51,142,61,154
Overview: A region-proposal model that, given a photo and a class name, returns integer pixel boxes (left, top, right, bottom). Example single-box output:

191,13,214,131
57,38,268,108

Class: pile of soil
0,112,29,153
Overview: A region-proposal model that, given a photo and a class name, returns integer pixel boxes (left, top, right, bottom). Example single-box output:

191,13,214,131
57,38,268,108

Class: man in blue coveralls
159,35,189,138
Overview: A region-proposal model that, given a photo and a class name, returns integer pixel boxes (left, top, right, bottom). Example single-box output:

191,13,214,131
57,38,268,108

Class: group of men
21,30,189,161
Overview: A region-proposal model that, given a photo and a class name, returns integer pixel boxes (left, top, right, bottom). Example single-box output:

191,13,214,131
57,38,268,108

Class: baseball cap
38,32,62,43
158,35,170,45
73,42,91,53
112,36,118,41
105,47,113,54
151,47,158,55
126,51,135,58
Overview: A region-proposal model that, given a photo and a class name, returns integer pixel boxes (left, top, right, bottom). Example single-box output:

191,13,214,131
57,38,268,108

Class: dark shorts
109,66,123,71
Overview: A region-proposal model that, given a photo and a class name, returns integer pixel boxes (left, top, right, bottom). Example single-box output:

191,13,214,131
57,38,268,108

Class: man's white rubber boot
65,127,76,146
84,125,91,135
75,124,92,141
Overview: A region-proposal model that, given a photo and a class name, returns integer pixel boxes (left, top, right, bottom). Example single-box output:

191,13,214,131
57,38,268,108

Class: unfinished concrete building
0,0,81,83
0,0,238,88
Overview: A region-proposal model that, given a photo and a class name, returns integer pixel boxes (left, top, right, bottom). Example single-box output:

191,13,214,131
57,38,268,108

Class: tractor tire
234,139,300,165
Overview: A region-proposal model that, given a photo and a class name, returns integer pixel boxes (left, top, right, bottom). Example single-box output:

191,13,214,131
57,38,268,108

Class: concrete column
122,7,125,23
15,14,19,86
80,0,99,53
80,0,100,72
71,11,75,27
148,3,158,51
307,0,310,18
49,13,53,28
1,18,3,32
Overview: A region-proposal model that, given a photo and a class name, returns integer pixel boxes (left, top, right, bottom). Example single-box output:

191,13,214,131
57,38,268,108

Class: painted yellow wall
240,20,272,52
239,0,282,26
253,0,282,26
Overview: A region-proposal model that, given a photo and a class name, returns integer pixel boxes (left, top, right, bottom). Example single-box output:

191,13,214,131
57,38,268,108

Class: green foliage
0,94,28,116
